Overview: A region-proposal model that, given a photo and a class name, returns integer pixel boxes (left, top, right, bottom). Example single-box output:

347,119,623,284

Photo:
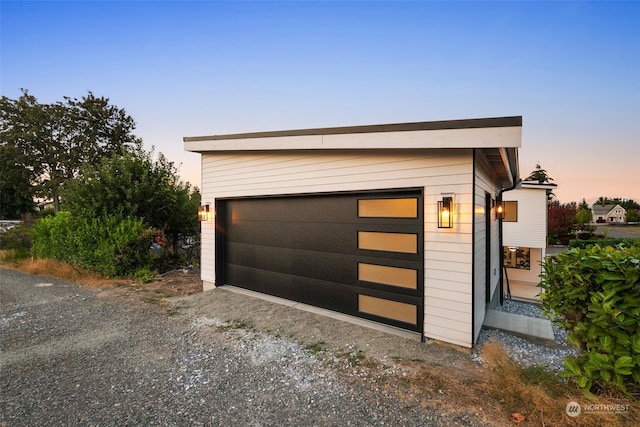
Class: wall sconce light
198,203,210,221
496,203,504,220
437,196,454,228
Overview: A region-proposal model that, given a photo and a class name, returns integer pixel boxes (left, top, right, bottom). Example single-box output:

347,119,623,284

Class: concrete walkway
483,309,555,345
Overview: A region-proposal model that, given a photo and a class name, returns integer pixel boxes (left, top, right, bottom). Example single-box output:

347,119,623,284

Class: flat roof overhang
519,180,558,190
184,116,522,187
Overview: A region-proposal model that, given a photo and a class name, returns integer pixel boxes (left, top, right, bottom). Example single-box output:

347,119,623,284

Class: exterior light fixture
496,203,504,220
437,196,453,229
198,204,210,221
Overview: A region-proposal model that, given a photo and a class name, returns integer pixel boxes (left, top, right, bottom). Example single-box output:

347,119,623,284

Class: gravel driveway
1,269,487,426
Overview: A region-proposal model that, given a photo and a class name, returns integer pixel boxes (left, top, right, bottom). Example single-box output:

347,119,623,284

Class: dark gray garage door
216,189,424,332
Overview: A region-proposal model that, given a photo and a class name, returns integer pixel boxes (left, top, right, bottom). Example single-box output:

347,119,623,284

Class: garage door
217,189,424,333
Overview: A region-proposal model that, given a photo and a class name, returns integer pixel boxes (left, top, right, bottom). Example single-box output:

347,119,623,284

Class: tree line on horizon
525,163,638,212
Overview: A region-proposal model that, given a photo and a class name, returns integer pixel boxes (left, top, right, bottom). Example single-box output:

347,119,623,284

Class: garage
185,116,522,347
217,189,424,332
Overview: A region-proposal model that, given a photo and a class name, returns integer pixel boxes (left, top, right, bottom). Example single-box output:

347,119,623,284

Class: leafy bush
0,223,31,251
0,217,35,262
37,207,55,218
0,224,31,262
61,149,200,253
570,237,640,249
539,245,640,395
133,268,156,284
31,211,153,277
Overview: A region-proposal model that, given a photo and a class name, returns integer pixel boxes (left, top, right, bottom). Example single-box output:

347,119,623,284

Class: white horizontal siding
423,175,474,347
425,314,469,334
200,221,215,285
200,155,216,286
472,152,502,344
426,269,473,287
203,150,471,199
426,324,473,347
502,188,548,248
200,148,475,347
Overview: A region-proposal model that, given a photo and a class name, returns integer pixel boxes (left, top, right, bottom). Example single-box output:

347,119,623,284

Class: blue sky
2,0,639,204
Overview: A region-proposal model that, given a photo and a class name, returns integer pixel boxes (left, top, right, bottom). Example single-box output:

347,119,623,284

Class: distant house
501,180,557,301
185,116,522,348
592,204,626,224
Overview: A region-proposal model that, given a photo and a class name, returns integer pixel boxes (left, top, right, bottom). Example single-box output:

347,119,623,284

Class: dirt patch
140,268,203,296
168,285,638,427
97,268,202,306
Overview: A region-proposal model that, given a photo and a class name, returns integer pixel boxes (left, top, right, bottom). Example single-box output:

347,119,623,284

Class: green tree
1,91,43,216
0,143,34,218
525,163,556,201
626,209,640,223
575,208,593,229
0,89,140,212
579,198,589,210
526,163,554,184
595,197,640,211
62,148,200,252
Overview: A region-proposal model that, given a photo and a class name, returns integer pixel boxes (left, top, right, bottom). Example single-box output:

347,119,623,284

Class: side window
503,201,518,222
503,246,530,270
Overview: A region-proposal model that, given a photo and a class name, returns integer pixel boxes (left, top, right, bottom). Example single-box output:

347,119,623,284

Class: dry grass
383,341,638,426
0,252,122,287
463,342,636,426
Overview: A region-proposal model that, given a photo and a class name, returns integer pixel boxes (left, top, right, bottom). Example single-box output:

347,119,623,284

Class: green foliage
134,268,157,284
575,208,593,226
596,197,640,212
61,148,200,253
304,341,327,354
0,143,35,218
1,89,140,212
579,198,590,210
37,207,55,218
526,163,554,184
31,211,153,277
569,238,640,250
539,245,640,395
626,209,640,223
0,221,31,252
0,220,32,261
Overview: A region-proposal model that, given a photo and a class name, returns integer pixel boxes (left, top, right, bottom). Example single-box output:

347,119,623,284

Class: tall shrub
539,245,640,395
31,211,152,277
61,149,200,253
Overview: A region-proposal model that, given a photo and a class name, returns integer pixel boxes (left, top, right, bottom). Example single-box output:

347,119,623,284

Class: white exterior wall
472,152,502,343
502,187,548,249
609,206,626,223
199,148,477,347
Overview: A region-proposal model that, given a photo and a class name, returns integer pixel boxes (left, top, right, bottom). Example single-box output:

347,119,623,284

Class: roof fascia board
185,126,522,153
520,181,558,190
185,116,521,142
